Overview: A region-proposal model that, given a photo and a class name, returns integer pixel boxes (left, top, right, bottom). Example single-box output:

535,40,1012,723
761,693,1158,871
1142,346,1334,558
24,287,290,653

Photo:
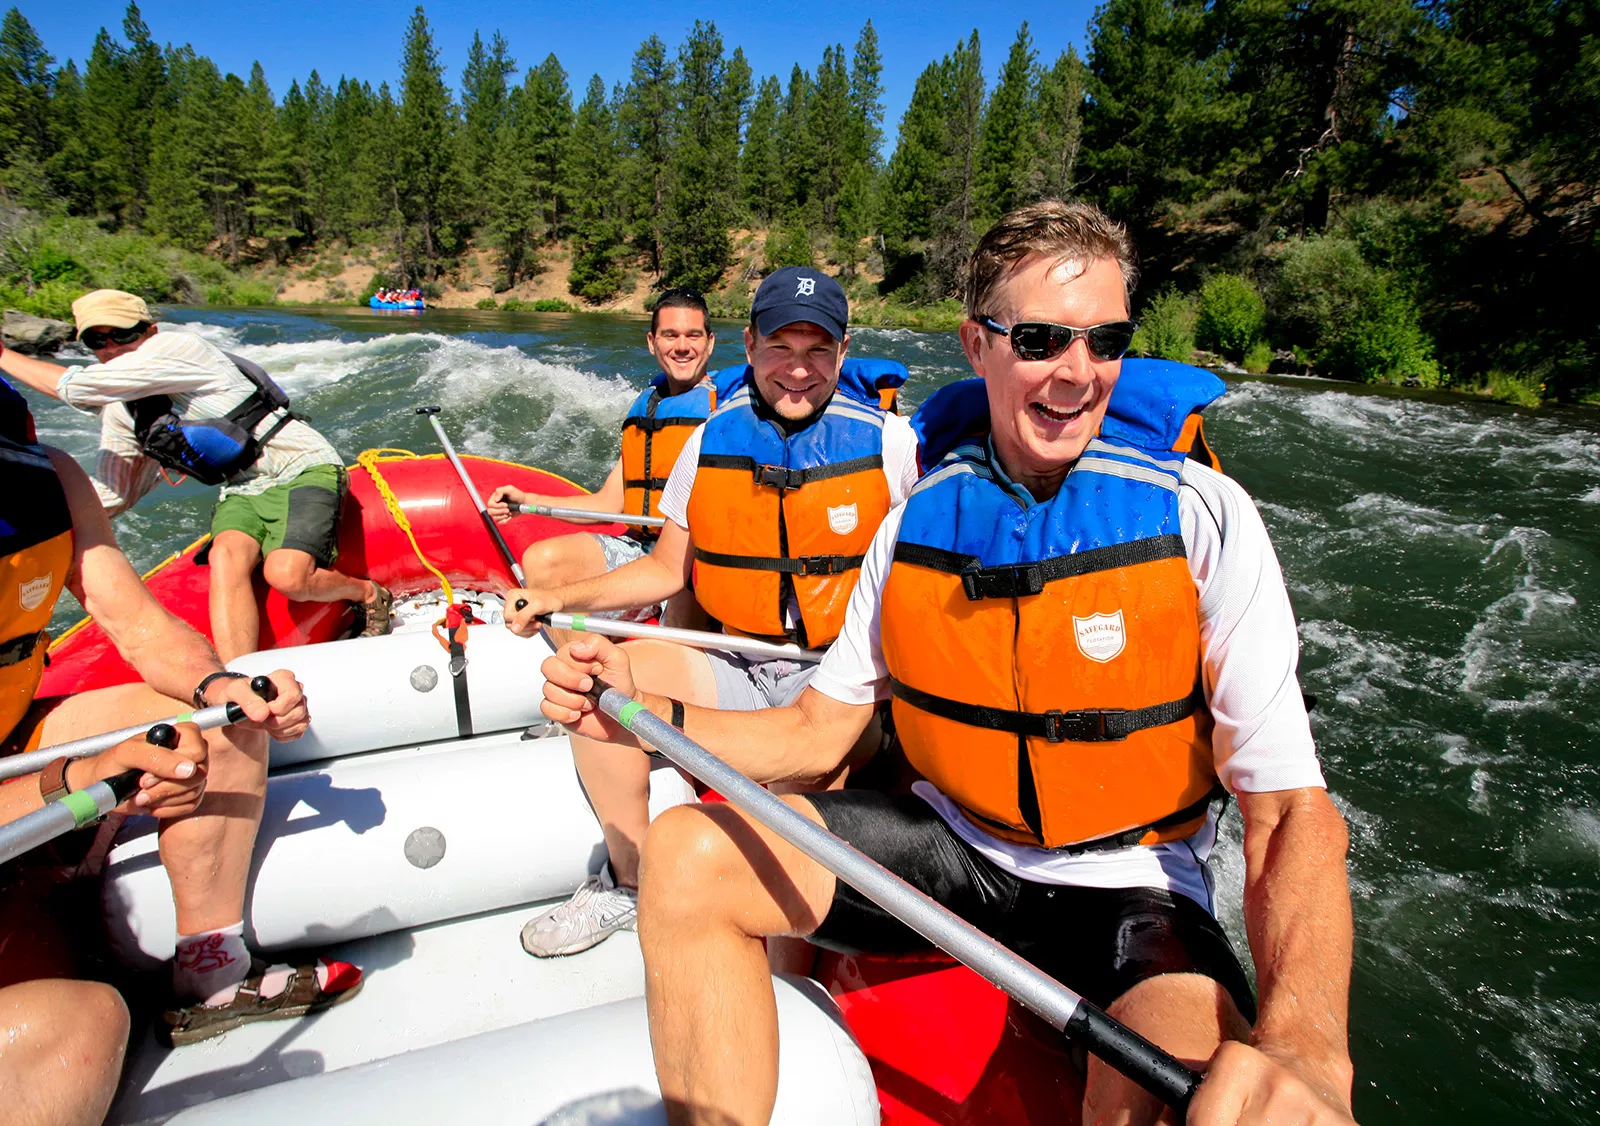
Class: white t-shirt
809,458,1325,913
657,411,921,526
57,329,341,514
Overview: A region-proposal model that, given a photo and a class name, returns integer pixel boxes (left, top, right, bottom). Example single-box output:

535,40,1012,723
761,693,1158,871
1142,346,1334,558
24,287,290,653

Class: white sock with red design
173,921,249,1006
173,922,362,1008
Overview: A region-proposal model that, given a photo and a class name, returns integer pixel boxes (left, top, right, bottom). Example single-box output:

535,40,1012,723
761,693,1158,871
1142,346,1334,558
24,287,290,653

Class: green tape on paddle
175,710,196,723
617,701,645,730
569,613,588,632
61,790,101,828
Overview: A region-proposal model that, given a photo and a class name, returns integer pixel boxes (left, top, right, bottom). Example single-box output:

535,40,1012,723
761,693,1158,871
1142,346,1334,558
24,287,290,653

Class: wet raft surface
17,306,1600,1123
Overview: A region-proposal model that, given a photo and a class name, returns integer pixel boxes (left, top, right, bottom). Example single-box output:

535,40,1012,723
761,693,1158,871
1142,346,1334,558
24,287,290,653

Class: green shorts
210,464,347,566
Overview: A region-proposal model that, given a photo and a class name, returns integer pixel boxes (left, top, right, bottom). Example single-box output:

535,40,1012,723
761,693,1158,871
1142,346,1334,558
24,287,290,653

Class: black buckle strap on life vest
890,678,1204,743
622,476,672,491
694,547,865,577
697,453,886,491
893,535,1188,603
0,631,43,668
623,413,704,434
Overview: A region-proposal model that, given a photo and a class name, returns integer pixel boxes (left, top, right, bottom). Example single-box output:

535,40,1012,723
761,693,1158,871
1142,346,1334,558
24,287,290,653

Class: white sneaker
520,868,638,958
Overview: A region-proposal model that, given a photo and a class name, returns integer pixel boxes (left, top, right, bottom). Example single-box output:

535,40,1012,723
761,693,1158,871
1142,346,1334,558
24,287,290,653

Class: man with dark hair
540,204,1357,1125
0,289,391,661
504,267,915,958
488,288,719,622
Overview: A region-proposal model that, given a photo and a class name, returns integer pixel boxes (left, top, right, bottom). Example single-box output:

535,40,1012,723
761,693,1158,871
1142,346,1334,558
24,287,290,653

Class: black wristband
193,670,247,709
668,697,685,730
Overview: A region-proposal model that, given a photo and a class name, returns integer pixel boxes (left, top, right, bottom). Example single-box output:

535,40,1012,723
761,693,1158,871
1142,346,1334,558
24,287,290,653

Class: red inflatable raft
42,449,1083,1125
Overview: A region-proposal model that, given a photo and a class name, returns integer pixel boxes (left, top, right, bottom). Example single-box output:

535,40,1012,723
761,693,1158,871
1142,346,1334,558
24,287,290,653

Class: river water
19,306,1600,1123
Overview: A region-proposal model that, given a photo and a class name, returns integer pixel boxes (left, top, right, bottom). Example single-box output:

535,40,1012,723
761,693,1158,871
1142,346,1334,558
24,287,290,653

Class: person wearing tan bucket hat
0,289,394,661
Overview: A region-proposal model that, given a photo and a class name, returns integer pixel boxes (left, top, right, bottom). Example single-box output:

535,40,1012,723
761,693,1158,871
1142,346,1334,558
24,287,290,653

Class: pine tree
775,64,815,219
661,21,738,290
0,9,55,175
617,36,674,275
396,5,461,272
883,61,951,245
459,31,514,212
564,74,626,302
976,24,1038,223
484,83,540,287
835,21,885,273
807,45,851,234
741,76,784,224
243,62,303,261
1031,48,1085,201
144,48,219,249
522,54,573,235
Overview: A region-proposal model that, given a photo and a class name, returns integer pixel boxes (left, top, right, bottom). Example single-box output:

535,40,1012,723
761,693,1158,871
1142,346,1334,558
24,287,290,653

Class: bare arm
505,517,694,627
488,461,627,523
0,344,70,399
539,635,871,785
52,446,226,701
1238,787,1354,1110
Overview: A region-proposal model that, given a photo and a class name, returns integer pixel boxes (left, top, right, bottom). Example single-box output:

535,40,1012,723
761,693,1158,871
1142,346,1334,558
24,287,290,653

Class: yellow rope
355,448,455,605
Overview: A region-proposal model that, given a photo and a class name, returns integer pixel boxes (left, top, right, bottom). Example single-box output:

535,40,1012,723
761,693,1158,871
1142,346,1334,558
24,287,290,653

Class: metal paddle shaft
0,723,179,866
512,502,666,530
539,610,823,663
0,698,252,783
590,685,1204,1111
417,406,527,585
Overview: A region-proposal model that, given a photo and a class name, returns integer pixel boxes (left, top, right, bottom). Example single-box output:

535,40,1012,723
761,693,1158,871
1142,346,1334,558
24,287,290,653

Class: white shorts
705,650,819,711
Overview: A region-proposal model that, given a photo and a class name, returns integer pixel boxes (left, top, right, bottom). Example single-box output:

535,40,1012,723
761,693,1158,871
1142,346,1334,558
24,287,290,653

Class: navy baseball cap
750,266,848,341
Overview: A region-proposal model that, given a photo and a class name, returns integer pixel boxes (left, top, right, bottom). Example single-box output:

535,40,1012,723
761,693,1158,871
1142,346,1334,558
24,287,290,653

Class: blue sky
24,2,1098,148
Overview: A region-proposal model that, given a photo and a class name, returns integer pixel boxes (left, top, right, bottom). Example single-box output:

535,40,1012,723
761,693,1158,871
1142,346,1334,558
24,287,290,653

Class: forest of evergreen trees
0,2,1594,400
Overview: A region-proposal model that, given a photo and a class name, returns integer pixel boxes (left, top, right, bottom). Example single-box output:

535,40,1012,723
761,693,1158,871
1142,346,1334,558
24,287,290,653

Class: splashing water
17,306,1600,1123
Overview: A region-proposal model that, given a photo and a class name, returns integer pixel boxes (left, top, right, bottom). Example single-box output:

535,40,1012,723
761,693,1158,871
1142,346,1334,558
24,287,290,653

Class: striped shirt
56,329,342,515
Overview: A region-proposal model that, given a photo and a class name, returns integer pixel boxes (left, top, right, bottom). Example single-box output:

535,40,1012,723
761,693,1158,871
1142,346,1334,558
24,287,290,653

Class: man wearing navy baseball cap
503,265,918,957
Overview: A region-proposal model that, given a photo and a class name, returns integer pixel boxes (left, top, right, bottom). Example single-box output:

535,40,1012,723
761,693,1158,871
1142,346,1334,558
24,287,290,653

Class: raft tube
369,297,425,310
153,976,877,1125
101,728,695,968
228,625,551,768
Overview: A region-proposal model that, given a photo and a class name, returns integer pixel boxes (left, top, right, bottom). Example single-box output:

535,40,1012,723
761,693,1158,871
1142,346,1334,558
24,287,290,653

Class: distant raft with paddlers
368,295,424,310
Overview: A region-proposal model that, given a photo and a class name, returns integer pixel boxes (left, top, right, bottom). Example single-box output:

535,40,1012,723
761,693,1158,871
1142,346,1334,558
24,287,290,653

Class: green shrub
764,221,814,271
475,296,499,310
1273,235,1442,386
1132,288,1198,362
499,298,524,311
530,298,576,313
205,278,277,306
1195,273,1266,361
849,298,964,331
1478,371,1545,407
1243,340,1274,374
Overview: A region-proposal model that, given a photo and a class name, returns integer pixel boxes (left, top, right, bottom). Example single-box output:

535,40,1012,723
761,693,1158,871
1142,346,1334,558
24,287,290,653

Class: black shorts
809,790,1256,1022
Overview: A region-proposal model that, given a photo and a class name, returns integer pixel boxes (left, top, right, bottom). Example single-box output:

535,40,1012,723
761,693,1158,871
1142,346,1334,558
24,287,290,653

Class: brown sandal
161,959,364,1047
352,582,394,639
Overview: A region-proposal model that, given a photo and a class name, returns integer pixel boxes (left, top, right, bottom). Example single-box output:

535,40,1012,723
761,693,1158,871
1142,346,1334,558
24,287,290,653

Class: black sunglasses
977,316,1139,362
80,325,147,350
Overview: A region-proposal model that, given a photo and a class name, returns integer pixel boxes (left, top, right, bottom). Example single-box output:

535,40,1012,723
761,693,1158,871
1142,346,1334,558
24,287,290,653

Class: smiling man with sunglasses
0,289,392,662
538,201,1356,1125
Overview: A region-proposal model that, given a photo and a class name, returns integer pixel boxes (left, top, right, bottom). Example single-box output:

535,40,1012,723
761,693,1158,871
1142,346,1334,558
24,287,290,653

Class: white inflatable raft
102,593,877,1122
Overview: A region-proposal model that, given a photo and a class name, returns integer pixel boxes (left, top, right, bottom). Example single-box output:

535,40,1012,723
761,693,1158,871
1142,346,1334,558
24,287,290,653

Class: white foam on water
1337,493,1491,541
157,319,244,350
229,331,451,395
1581,486,1600,504
1299,619,1418,706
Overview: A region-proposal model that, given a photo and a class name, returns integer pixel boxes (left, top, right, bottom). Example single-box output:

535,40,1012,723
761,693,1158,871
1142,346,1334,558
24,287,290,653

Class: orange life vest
885,365,1227,851
619,374,721,541
686,361,905,648
0,379,73,742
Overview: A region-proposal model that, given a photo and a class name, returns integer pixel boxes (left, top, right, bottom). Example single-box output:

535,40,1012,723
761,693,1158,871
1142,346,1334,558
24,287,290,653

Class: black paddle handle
1065,1002,1204,1109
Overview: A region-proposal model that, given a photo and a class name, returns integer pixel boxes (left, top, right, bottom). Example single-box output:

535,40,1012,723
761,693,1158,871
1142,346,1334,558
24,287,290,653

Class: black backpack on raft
128,353,297,486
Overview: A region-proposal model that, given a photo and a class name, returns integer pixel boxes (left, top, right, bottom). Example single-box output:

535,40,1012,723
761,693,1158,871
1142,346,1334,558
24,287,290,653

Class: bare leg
206,530,263,663
1082,973,1250,1126
639,797,838,1126
568,639,717,887
260,548,374,607
520,533,611,588
37,683,269,934
0,979,129,1126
